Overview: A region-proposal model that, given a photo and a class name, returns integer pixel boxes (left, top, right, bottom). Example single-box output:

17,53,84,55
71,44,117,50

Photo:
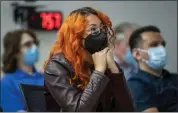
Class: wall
1,1,177,73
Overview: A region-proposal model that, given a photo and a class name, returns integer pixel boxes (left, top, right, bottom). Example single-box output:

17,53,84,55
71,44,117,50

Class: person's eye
23,41,34,48
91,28,100,35
150,42,159,47
90,27,97,32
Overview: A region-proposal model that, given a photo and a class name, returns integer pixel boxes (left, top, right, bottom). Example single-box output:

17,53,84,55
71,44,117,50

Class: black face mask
84,31,108,54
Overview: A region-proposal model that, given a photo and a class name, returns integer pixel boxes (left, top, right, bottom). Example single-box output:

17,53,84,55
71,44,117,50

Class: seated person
43,7,134,112
1,29,44,112
113,22,140,80
127,25,178,112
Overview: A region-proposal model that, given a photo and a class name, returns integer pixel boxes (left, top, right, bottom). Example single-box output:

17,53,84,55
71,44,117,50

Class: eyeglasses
87,25,108,36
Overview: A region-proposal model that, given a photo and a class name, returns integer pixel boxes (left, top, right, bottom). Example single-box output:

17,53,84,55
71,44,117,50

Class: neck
18,63,33,75
139,62,162,77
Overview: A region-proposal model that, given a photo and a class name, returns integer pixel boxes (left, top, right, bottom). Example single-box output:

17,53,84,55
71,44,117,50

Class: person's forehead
115,29,133,42
125,27,134,33
141,32,163,42
21,33,34,44
86,14,102,26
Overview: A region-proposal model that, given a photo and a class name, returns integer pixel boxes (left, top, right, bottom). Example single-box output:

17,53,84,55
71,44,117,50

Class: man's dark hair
2,29,39,73
129,25,161,52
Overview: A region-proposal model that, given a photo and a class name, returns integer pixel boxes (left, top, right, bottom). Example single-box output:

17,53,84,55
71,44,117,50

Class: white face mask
137,45,168,69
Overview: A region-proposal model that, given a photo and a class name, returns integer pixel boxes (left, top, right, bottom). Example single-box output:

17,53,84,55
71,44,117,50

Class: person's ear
132,48,142,61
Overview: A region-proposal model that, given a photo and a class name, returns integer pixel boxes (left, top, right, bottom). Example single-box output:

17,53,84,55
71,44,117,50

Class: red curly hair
43,7,114,88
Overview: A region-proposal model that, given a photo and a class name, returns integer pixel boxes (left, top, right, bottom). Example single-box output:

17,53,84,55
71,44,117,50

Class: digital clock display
28,11,62,31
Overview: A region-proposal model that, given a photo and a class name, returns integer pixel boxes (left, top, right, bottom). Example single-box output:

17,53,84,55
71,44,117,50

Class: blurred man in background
0,29,44,112
113,22,140,80
127,25,178,112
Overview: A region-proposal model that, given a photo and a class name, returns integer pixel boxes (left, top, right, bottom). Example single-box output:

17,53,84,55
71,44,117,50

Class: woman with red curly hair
44,7,134,112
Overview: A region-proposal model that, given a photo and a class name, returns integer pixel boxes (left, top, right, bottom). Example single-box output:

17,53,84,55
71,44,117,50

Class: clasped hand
92,47,120,73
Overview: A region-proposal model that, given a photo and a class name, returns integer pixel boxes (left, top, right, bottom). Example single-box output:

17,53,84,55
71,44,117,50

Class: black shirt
127,69,178,112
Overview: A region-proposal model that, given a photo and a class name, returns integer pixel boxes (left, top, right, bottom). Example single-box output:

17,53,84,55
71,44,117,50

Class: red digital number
40,12,61,30
40,12,54,30
53,13,61,29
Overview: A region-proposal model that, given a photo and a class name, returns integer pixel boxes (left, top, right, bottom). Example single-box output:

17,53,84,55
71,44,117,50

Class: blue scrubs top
0,68,44,112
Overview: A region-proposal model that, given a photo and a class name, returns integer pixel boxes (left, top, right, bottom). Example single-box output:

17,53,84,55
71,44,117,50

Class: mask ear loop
137,48,148,63
137,48,147,53
80,37,87,51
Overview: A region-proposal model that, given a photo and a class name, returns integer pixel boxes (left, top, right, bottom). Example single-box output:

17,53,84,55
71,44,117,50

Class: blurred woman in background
1,29,44,112
44,7,134,112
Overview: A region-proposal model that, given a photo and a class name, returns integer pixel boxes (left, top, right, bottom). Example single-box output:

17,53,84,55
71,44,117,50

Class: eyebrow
88,22,103,27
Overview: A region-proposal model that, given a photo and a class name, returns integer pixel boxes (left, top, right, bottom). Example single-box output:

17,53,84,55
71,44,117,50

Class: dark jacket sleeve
106,62,135,111
44,58,110,112
109,72,135,111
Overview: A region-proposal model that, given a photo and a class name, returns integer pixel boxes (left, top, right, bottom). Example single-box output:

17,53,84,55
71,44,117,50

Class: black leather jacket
44,53,134,112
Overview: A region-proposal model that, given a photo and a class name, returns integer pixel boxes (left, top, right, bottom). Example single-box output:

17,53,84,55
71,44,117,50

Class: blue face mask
138,45,168,69
23,45,39,66
123,48,137,66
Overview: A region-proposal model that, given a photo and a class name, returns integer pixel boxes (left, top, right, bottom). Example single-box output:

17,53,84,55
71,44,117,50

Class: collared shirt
113,55,138,80
0,68,44,112
127,69,178,112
